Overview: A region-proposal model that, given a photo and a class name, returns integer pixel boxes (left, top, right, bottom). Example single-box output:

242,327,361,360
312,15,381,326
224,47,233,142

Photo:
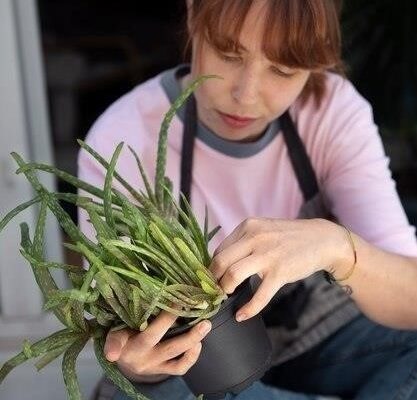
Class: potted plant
0,75,272,400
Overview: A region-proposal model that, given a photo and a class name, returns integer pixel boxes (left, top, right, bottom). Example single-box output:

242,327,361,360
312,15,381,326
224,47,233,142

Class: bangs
190,0,341,71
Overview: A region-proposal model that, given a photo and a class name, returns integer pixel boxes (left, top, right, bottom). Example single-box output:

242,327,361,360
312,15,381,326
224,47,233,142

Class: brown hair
184,0,344,107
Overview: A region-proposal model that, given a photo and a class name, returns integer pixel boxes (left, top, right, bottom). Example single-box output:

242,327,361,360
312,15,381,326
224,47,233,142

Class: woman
79,1,417,399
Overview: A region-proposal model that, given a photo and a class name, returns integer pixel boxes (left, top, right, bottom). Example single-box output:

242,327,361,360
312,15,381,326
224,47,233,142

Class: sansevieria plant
0,75,227,400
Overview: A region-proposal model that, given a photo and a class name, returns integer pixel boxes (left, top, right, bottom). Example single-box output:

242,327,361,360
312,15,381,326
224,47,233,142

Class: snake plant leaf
87,303,116,327
19,205,69,327
94,270,135,328
148,222,199,285
138,278,168,331
178,192,210,265
43,289,99,311
106,241,183,284
77,138,144,204
159,186,211,265
11,153,97,252
0,329,80,384
34,343,72,371
112,189,148,242
84,203,118,241
67,272,85,289
155,75,222,208
15,162,120,206
200,281,219,296
103,142,124,230
203,205,209,244
20,249,84,273
101,269,131,312
208,225,222,242
127,144,157,205
162,176,174,216
0,196,41,233
62,336,90,400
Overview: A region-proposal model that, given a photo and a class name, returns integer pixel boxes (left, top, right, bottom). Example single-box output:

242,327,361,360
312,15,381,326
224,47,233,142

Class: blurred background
0,0,416,399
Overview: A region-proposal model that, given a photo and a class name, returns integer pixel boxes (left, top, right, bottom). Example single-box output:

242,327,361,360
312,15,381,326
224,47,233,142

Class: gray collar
160,64,280,158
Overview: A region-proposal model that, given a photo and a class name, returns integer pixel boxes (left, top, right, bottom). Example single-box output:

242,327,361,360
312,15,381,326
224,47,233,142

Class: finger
235,273,281,322
219,256,261,294
154,320,211,363
131,309,180,348
104,328,134,362
212,221,246,258
161,342,203,376
209,237,252,281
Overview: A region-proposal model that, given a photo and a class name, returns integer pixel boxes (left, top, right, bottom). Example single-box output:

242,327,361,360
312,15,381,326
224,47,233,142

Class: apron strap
179,95,197,223
280,111,319,201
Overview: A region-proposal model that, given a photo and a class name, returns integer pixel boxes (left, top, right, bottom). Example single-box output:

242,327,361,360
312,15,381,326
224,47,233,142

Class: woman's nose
231,69,260,106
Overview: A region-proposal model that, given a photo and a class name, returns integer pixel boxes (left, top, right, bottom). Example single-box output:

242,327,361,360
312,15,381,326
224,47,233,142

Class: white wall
0,1,102,398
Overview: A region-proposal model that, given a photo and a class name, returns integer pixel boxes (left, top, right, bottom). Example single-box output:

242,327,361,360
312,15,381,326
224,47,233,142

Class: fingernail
236,313,246,322
199,321,211,335
106,352,118,362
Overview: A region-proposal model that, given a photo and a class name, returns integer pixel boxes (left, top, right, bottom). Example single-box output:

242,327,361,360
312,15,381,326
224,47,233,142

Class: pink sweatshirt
77,66,417,258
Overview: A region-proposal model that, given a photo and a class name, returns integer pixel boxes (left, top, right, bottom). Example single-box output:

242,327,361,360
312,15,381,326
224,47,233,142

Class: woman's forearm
326,220,417,330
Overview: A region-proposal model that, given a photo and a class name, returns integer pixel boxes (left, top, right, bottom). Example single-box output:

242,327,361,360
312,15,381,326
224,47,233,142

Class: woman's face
185,0,311,142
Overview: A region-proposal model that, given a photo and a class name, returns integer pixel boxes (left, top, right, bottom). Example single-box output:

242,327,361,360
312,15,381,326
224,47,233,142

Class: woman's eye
270,66,296,78
219,53,242,63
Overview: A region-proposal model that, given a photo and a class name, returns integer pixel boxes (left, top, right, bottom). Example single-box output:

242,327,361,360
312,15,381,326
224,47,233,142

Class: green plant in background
0,75,226,400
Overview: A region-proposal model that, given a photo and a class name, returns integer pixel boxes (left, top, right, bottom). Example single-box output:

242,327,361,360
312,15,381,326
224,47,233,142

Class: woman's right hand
103,311,212,383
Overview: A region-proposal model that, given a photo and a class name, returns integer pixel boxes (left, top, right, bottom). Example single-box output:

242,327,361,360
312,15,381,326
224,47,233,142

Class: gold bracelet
333,224,357,282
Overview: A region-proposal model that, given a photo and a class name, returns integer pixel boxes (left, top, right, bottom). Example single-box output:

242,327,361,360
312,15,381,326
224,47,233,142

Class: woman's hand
209,217,350,322
104,311,212,382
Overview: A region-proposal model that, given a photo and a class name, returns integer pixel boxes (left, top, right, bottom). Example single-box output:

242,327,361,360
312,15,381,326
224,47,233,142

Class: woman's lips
217,111,257,129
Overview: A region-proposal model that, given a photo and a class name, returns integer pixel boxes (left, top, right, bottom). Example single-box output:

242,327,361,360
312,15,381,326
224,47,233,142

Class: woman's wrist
322,220,356,280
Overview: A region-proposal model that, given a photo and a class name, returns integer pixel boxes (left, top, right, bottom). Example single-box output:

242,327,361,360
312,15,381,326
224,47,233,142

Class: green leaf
148,222,198,285
138,278,168,331
127,145,157,205
20,250,84,274
34,343,71,371
15,162,120,206
208,225,222,242
162,176,174,216
84,202,117,240
103,142,124,230
62,336,90,400
11,153,97,251
43,289,99,311
20,206,69,327
178,192,210,265
0,329,80,384
203,205,209,245
0,196,41,233
200,280,219,296
155,75,222,208
109,239,184,284
87,303,116,327
77,139,144,204
94,270,135,328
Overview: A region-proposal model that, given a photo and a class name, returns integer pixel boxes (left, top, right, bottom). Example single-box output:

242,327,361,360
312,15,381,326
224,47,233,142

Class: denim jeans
113,314,417,400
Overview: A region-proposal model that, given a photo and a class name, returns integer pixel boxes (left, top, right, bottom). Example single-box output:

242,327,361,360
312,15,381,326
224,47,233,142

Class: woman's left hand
208,217,349,322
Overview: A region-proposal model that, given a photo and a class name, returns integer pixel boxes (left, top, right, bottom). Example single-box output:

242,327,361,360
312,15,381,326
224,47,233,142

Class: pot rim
165,278,251,338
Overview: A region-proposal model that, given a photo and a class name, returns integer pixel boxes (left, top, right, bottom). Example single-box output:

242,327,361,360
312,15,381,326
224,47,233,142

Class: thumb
104,329,132,362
